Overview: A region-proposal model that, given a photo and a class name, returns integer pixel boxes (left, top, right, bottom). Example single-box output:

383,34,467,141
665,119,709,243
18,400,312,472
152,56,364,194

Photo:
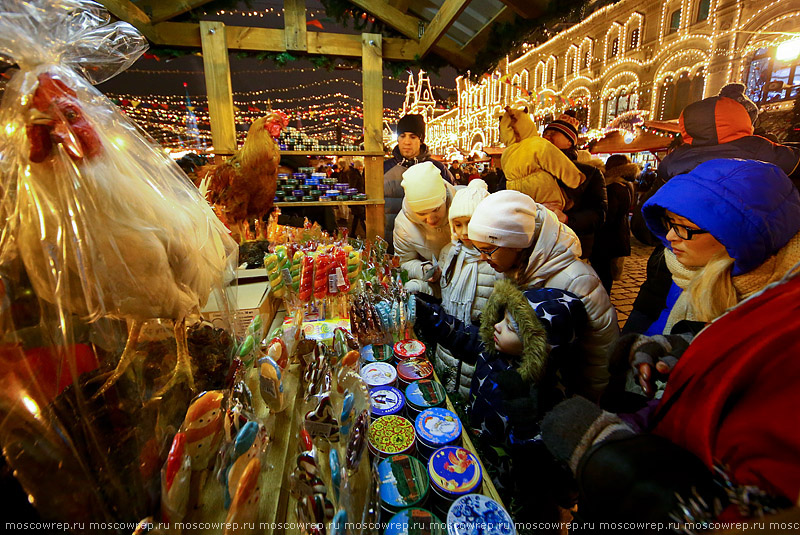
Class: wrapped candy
347,250,361,289
223,457,262,535
181,391,225,471
299,255,315,302
264,253,286,298
257,355,285,413
291,250,305,292
313,253,333,301
222,421,267,509
161,432,192,524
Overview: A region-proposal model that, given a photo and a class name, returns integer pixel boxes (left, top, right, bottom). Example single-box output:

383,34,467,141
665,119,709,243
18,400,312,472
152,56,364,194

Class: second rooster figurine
199,112,288,240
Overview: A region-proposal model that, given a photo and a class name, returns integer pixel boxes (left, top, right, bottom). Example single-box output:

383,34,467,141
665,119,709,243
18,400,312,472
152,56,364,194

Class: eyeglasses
662,218,709,240
476,245,502,258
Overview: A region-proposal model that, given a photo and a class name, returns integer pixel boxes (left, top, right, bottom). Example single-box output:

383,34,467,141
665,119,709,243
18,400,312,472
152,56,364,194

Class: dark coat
383,144,453,249
561,161,608,258
593,164,636,260
416,283,587,448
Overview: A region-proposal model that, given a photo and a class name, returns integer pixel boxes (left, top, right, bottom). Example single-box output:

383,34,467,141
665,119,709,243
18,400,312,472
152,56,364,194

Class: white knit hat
449,179,489,222
401,162,447,212
468,190,537,248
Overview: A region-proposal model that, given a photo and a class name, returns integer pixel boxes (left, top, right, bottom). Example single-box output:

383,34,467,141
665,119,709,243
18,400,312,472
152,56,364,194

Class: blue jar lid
415,408,461,446
293,172,306,179
370,386,405,417
385,508,446,535
378,455,429,509
428,446,482,497
446,494,516,535
405,380,446,410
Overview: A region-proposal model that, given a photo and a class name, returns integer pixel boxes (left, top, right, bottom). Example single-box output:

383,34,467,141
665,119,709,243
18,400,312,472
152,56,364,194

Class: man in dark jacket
542,112,608,259
384,114,454,250
624,89,800,334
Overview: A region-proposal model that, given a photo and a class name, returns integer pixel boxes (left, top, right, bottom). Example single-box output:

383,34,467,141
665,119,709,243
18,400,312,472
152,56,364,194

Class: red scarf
653,275,800,504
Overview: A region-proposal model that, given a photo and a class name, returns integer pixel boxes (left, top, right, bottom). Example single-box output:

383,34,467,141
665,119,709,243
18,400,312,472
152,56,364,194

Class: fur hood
605,162,640,186
479,280,587,383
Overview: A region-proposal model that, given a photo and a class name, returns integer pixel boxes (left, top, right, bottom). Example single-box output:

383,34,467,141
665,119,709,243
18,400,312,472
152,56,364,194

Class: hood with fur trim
479,280,586,383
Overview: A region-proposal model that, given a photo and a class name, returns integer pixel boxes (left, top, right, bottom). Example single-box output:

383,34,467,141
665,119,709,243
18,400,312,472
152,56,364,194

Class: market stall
0,2,516,534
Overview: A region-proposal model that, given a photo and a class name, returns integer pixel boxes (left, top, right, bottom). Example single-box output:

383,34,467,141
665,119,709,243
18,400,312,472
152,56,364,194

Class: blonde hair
686,251,738,322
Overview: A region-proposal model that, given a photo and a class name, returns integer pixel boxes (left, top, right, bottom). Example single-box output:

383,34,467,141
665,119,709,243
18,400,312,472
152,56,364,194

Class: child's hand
425,265,441,283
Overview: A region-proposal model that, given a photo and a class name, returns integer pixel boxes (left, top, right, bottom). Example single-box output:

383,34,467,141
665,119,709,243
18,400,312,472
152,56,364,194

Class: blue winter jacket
642,158,800,277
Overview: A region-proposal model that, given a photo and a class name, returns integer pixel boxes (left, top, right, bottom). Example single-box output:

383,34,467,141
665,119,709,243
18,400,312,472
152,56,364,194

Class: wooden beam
388,0,411,13
348,0,472,69
199,21,237,156
97,0,155,40
419,0,471,58
138,0,215,24
283,0,308,52
461,6,516,58
499,0,548,19
362,34,384,242
146,22,420,60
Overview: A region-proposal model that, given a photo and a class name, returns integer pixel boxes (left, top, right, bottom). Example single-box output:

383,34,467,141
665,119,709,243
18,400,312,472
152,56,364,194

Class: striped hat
544,113,580,147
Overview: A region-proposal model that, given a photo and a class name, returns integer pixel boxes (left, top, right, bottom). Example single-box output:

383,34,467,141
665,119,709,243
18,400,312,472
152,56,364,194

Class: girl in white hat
436,179,499,396
393,161,456,296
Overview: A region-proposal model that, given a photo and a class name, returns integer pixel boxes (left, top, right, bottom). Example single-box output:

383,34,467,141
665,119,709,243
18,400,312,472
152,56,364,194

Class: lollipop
299,255,314,302
264,253,285,298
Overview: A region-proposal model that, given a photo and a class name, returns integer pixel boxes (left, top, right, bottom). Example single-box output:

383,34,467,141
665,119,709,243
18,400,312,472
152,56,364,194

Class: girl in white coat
437,179,499,396
393,161,456,296
468,190,619,400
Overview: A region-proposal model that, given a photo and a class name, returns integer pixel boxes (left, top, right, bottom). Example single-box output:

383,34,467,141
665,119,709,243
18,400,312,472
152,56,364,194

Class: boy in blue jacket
415,279,587,526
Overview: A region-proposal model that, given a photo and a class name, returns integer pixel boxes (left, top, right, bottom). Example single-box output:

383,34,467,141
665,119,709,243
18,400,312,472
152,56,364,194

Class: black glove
607,332,693,398
541,396,633,475
495,370,538,430
414,292,441,306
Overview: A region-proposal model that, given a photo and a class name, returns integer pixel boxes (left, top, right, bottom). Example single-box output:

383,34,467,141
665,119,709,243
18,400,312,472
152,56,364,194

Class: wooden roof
97,0,547,70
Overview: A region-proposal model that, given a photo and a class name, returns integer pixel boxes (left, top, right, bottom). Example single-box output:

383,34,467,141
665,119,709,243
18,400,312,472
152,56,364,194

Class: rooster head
25,72,101,163
262,110,289,139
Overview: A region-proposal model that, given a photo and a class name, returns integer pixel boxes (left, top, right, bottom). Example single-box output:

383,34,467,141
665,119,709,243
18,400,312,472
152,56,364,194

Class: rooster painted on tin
198,111,288,239
10,68,237,399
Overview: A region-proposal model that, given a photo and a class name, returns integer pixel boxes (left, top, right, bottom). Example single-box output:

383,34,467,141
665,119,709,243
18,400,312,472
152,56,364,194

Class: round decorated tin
360,362,397,389
405,380,446,421
447,494,516,535
368,415,415,458
370,386,405,419
414,408,461,460
428,447,482,499
385,508,446,535
393,339,426,361
378,455,429,514
396,357,433,388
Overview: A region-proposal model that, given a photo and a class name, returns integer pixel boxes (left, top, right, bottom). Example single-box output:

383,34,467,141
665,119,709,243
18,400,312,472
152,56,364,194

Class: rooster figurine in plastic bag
0,1,238,399
198,111,288,241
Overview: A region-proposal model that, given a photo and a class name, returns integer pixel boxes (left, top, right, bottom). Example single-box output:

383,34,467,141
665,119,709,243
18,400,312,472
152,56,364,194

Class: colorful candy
313,253,332,300
264,253,286,298
291,251,304,292
299,255,314,302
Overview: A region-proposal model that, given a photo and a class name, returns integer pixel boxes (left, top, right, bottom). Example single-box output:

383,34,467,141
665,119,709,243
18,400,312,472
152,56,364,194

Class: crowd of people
386,83,800,532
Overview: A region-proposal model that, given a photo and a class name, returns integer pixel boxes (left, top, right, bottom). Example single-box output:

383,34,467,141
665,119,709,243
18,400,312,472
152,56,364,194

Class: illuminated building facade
426,0,800,154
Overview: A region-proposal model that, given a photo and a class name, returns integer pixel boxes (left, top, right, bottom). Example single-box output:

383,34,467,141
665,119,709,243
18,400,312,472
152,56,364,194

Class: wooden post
362,34,385,242
200,20,237,157
283,0,307,52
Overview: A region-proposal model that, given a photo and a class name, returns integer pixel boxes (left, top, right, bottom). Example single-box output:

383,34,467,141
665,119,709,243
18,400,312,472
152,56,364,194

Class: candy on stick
346,250,361,289
291,250,304,292
298,255,314,302
264,253,285,298
313,253,332,301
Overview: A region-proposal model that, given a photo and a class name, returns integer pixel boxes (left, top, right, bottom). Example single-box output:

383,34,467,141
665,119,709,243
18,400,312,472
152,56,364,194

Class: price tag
305,419,338,438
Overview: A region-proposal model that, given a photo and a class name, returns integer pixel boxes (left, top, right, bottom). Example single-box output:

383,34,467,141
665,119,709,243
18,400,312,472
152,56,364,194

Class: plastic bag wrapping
0,0,239,529
0,0,147,85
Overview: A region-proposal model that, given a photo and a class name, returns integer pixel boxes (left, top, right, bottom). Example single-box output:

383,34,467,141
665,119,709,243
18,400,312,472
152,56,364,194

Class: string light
427,0,796,151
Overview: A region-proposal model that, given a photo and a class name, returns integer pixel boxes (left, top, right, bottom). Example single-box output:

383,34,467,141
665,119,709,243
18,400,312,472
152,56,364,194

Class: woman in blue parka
639,158,800,336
